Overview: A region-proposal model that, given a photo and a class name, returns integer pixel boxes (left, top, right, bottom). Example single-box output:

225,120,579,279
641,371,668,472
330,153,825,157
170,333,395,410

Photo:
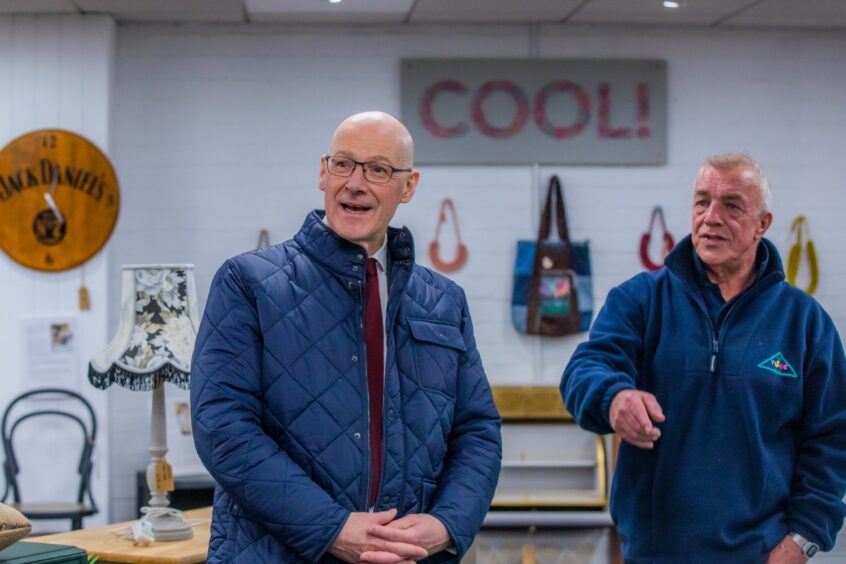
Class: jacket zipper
373,266,400,511
710,296,742,375
707,273,778,375
685,288,719,375
374,335,389,512
710,339,719,374
670,246,783,375
380,259,412,513
358,280,372,511
365,256,412,512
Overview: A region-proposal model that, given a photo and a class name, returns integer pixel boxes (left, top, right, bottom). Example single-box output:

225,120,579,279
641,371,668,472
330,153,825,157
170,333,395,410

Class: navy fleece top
561,236,846,562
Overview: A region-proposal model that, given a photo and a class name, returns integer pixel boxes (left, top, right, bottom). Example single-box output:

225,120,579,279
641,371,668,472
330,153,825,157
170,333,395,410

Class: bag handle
787,215,819,295
537,175,570,244
432,199,464,245
526,176,581,335
640,206,675,271
648,205,668,235
429,199,468,273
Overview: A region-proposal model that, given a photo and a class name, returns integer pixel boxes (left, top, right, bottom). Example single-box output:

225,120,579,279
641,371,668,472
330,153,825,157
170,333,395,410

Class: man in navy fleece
561,153,846,563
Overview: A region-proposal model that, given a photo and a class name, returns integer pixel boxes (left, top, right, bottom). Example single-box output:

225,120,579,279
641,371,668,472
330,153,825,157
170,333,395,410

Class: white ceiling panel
1,0,845,29
246,0,414,24
75,0,245,22
410,0,585,23
570,0,756,26
726,0,846,28
0,0,76,14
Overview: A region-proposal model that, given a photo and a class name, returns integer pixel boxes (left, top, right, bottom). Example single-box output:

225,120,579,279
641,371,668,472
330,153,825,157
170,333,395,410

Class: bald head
330,111,415,168
319,111,421,256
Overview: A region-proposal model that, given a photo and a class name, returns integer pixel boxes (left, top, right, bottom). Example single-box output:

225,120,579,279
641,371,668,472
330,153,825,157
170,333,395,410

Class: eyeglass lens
328,157,394,183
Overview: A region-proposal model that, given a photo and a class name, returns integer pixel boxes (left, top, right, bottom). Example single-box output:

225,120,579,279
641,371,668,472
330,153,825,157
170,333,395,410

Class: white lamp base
139,507,194,541
141,382,194,542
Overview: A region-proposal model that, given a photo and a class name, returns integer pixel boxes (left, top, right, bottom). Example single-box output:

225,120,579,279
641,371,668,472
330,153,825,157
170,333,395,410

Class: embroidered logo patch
757,352,797,378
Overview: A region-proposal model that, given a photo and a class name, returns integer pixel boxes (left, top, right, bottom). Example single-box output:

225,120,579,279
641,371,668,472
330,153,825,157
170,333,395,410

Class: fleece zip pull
710,339,719,374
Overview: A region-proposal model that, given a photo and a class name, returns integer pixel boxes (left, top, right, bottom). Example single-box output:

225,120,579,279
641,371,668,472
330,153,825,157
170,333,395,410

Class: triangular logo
757,352,797,378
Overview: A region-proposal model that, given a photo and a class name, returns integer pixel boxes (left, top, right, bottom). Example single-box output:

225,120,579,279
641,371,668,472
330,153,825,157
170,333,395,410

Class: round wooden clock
0,129,120,272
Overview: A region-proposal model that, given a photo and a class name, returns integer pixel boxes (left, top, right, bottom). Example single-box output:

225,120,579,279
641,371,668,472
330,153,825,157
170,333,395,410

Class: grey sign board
401,59,666,165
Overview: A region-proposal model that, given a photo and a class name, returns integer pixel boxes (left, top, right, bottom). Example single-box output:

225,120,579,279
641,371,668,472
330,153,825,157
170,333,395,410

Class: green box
0,542,87,564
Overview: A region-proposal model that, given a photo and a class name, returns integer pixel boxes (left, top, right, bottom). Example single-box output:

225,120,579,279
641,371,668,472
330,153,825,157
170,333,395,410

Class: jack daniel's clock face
0,129,120,272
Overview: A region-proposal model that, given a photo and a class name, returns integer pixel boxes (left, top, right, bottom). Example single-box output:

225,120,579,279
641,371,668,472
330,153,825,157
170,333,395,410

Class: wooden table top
34,507,212,564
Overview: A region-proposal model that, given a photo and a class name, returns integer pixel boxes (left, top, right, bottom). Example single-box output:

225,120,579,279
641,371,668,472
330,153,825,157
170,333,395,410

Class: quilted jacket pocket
408,318,466,352
408,318,465,396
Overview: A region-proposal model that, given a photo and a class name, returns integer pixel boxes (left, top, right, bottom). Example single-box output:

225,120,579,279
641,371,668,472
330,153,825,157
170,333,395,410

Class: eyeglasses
324,154,412,184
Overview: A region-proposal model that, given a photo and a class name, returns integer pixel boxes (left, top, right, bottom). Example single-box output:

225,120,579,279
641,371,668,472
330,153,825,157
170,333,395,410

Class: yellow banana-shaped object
786,215,819,295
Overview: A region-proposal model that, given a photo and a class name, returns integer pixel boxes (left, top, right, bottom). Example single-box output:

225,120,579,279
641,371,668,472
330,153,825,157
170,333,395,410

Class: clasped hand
329,508,451,564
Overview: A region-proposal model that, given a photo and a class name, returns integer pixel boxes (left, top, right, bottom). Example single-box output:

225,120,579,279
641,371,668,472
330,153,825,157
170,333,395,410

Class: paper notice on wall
20,315,80,390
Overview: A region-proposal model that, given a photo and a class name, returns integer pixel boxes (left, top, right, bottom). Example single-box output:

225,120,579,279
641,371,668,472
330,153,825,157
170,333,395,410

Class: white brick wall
0,14,114,530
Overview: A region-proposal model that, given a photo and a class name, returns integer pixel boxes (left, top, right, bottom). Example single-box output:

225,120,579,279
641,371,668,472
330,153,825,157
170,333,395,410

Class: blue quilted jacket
191,210,502,563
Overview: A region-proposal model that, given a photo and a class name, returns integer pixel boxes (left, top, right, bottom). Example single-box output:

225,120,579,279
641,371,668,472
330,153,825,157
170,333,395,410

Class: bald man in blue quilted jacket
191,111,502,563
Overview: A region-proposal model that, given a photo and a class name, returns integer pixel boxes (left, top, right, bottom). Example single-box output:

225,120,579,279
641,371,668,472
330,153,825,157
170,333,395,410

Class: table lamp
88,264,199,541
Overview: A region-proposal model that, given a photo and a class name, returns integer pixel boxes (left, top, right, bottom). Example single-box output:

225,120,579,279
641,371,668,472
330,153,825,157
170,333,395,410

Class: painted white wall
0,14,114,530
105,22,846,527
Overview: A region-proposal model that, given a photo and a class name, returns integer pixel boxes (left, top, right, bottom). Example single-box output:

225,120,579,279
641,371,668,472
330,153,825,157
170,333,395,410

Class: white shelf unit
489,386,610,511
492,422,608,509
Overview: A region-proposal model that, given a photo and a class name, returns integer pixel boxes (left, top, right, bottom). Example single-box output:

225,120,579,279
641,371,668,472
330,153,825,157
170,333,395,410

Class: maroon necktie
365,258,384,507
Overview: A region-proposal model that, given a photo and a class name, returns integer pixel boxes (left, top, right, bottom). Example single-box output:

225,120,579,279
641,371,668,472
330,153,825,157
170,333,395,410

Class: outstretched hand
609,389,665,449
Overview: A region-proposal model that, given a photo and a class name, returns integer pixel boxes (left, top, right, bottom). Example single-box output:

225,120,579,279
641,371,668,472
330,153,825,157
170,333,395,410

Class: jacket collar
664,234,785,293
294,210,415,278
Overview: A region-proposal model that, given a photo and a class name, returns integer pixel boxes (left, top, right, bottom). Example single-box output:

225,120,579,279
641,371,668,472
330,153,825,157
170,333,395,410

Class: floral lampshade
89,265,198,390
88,264,200,542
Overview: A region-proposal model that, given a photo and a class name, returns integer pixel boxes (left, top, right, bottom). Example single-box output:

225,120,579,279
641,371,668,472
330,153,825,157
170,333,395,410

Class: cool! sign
401,59,667,165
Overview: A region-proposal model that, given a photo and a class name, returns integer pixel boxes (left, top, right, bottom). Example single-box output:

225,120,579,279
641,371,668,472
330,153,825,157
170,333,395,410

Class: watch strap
791,532,820,557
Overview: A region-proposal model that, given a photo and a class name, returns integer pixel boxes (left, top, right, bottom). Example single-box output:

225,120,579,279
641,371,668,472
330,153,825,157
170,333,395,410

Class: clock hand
44,193,65,225
43,167,65,224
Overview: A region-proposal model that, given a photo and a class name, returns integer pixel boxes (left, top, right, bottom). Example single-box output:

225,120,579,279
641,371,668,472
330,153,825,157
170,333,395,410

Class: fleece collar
664,235,785,297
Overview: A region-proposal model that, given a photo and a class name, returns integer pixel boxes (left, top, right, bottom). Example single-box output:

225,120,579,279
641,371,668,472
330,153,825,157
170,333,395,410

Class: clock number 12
40,135,57,149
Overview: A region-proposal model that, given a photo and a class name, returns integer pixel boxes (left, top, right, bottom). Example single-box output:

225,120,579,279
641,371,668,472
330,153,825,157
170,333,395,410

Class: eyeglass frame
323,154,413,184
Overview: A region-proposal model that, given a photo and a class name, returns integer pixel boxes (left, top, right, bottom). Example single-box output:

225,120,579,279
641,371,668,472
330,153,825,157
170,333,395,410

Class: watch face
0,129,120,272
806,543,819,557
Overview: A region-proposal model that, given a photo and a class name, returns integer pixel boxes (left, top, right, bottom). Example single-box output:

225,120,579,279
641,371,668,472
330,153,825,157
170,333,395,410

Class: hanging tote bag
639,206,675,271
786,215,819,295
511,176,593,336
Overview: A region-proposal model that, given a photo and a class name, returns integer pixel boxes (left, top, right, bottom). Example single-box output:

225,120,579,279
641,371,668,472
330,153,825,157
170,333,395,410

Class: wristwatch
791,533,820,557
